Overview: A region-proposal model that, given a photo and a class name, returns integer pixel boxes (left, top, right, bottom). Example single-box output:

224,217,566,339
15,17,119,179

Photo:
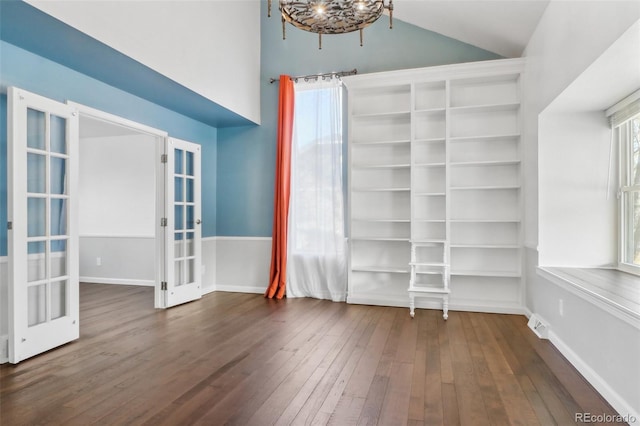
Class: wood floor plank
252,305,372,426
305,310,378,425
0,284,625,426
447,313,491,426
191,299,348,425
517,374,559,426
485,313,578,425
377,313,418,425
469,313,514,375
378,361,413,425
407,310,428,423
424,310,445,425
441,382,461,426
437,310,455,385
356,308,406,425
460,313,512,425
278,309,370,424
327,307,396,424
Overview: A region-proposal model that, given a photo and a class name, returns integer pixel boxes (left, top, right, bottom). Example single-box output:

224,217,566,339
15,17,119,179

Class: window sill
537,267,640,330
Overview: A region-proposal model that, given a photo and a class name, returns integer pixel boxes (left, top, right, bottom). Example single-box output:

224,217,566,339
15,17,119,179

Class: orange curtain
266,75,295,299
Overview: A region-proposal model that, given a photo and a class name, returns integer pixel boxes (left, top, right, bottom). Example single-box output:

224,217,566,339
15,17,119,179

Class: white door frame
67,102,169,308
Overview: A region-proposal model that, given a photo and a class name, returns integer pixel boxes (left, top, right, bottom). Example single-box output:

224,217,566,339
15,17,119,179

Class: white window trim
611,91,640,275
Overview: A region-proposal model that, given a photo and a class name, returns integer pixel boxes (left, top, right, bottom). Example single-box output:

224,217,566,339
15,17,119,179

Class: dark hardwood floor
0,283,619,425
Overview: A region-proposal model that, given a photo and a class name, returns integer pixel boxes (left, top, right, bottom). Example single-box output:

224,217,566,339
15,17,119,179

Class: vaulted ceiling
2,0,552,128
393,0,550,58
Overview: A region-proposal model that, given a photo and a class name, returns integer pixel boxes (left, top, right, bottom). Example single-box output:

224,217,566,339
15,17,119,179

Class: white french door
8,87,79,363
164,137,202,307
7,89,203,362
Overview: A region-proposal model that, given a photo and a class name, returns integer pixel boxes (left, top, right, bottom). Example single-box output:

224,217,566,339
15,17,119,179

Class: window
612,90,640,274
619,114,640,273
286,78,347,301
289,80,345,254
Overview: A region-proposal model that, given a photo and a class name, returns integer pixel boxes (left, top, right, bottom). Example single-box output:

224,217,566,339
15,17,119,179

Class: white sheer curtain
286,78,347,301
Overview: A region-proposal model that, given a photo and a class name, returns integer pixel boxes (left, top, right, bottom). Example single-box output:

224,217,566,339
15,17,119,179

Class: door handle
196,219,202,225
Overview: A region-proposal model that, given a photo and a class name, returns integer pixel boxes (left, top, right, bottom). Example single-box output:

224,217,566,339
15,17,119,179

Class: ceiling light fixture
268,0,394,50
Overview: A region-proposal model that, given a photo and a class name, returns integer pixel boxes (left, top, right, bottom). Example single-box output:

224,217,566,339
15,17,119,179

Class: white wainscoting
526,247,640,422
202,237,216,294
79,236,155,286
215,237,271,294
0,257,8,347
211,236,525,313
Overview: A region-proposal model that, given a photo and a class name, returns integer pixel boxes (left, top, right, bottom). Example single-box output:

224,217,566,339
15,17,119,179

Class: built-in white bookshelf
344,59,525,316
349,84,411,302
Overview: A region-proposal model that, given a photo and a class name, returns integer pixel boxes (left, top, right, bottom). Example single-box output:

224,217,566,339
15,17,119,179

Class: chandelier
268,0,394,49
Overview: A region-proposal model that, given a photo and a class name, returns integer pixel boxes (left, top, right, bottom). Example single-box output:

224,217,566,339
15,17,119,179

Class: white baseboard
215,284,265,294
347,295,527,316
214,236,271,241
202,284,216,295
0,335,9,364
80,277,155,287
548,330,640,423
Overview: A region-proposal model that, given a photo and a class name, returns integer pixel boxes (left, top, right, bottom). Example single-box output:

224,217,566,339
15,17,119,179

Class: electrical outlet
96,257,102,266
559,299,564,317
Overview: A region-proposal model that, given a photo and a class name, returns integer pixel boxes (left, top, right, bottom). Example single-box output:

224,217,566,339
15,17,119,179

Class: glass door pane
27,241,46,282
28,285,47,327
27,108,46,150
25,108,71,328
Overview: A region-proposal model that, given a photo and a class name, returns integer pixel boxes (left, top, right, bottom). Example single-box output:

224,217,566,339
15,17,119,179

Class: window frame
618,114,640,276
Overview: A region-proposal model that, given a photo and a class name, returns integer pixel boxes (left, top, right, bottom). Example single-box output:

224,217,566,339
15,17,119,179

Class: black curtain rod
269,69,357,84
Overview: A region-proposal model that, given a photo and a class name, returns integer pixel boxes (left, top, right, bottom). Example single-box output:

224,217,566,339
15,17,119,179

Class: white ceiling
543,19,640,114
393,0,551,58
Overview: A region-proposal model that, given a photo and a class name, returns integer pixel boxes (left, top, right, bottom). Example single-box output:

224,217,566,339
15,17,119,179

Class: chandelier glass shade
268,0,394,49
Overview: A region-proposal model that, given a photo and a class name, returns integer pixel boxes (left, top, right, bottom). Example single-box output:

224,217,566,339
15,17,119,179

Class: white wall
523,1,640,244
79,134,157,285
538,110,617,266
523,1,640,419
26,0,261,124
80,134,156,236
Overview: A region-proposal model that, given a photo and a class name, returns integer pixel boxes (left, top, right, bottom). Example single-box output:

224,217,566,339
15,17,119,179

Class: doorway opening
69,102,169,310
78,115,161,298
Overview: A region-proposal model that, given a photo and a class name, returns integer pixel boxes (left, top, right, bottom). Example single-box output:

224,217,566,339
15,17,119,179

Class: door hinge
161,218,167,227
161,154,168,163
161,281,167,291
7,221,12,230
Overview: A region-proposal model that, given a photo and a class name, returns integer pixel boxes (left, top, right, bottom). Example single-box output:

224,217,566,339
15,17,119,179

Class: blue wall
216,3,502,237
0,3,504,254
0,41,218,256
